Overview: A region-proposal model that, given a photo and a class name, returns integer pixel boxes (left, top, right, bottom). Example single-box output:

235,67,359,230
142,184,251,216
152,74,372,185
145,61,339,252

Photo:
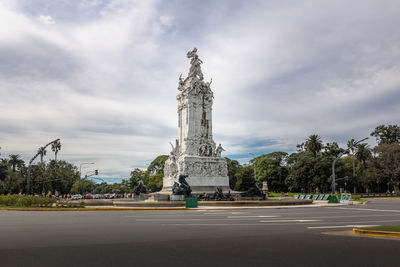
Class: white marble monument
162,48,230,193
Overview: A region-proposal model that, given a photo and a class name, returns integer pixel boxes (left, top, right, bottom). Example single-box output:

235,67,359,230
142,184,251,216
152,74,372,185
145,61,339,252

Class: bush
0,195,56,207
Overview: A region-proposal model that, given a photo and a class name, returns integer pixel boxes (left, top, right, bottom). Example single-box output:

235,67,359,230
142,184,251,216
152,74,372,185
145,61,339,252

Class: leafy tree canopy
371,124,400,144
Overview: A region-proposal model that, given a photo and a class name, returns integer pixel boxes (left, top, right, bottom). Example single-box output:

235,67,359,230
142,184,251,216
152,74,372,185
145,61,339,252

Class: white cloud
0,0,399,175
159,15,174,27
38,15,55,25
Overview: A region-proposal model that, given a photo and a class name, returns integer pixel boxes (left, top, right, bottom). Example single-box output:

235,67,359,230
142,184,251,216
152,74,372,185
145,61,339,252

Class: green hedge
0,195,56,207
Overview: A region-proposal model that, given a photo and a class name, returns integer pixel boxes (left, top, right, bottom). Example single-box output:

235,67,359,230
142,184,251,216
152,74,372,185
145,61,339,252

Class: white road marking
203,212,248,215
164,224,263,226
308,225,379,229
282,214,400,220
228,215,278,218
260,219,321,223
135,218,202,221
332,207,400,213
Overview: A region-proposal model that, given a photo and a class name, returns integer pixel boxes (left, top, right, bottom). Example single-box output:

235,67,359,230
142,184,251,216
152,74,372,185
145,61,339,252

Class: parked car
71,194,83,200
85,194,93,199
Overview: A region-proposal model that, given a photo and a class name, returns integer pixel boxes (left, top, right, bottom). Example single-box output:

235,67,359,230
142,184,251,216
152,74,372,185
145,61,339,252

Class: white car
71,194,83,200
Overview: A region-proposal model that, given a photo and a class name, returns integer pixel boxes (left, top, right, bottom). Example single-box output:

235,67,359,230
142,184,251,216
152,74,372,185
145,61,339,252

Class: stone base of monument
162,156,230,193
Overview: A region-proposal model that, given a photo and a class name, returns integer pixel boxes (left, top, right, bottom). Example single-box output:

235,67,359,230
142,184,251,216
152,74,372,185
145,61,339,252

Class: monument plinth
162,48,230,193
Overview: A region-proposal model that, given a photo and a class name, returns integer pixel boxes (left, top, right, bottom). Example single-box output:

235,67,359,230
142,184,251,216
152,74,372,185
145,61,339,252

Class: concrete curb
353,228,400,238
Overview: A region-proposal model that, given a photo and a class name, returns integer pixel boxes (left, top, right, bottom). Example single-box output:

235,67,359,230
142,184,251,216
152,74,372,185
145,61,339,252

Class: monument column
162,48,229,193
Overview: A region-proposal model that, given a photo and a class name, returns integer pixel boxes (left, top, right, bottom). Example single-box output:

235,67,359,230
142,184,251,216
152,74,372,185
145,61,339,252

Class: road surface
1,199,399,266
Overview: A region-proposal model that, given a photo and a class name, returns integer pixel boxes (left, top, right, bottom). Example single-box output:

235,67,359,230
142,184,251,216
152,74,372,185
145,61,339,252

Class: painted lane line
164,224,264,226
332,207,400,213
308,225,379,229
227,215,278,218
135,218,202,221
281,214,400,220
203,212,248,215
260,219,321,223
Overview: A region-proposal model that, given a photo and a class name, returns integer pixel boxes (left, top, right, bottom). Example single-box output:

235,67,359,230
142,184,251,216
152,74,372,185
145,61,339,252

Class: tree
234,165,254,191
0,159,8,181
323,142,345,158
43,160,79,194
305,134,323,157
355,143,371,167
254,152,288,192
370,125,400,145
71,179,95,194
8,154,25,172
225,158,241,189
371,143,400,193
37,147,47,163
147,155,169,175
129,168,149,190
51,140,62,161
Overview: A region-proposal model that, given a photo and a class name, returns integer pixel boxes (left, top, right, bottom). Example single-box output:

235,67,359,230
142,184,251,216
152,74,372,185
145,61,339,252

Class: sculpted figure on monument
169,139,179,158
215,144,225,157
134,177,148,195
178,74,184,91
172,175,192,197
186,47,204,80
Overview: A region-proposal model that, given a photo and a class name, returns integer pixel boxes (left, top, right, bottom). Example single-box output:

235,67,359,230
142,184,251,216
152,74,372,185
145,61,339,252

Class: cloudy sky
0,0,399,178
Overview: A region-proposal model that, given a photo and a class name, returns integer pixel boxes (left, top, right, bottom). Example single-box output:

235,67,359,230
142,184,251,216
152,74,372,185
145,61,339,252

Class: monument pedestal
163,155,230,193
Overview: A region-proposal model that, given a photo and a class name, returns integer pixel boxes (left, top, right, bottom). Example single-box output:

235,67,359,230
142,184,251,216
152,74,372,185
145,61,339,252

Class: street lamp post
26,138,60,195
81,170,98,194
331,137,368,194
79,162,94,178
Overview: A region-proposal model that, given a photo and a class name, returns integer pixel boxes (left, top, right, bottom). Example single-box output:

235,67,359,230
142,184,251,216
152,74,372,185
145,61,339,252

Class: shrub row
0,195,56,207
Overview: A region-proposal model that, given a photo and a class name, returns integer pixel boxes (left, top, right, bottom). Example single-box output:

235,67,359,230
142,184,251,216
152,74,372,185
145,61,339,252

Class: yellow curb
0,207,188,211
353,228,400,238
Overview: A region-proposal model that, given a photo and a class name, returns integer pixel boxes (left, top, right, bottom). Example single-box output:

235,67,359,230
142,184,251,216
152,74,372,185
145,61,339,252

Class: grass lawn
362,225,400,232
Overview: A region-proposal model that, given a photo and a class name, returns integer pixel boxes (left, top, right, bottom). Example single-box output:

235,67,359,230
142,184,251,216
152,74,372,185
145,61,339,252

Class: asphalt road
1,199,400,267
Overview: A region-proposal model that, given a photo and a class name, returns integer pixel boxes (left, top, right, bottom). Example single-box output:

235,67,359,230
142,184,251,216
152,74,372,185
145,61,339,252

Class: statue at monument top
186,47,204,80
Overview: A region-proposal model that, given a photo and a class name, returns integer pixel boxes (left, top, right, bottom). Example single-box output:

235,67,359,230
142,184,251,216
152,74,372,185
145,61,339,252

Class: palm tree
305,134,323,157
8,154,25,172
51,140,61,161
355,143,371,167
38,147,47,163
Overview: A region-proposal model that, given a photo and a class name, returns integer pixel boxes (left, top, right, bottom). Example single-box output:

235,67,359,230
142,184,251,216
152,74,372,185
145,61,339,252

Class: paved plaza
1,199,400,266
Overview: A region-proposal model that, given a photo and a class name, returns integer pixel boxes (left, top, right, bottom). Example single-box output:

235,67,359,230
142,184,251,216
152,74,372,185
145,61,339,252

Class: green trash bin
328,195,339,203
185,197,198,208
